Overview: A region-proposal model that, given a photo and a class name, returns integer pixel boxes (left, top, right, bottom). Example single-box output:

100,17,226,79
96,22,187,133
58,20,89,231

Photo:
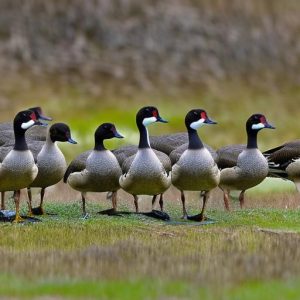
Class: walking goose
119,106,171,214
66,123,124,216
171,109,219,221
219,114,275,210
27,123,77,215
264,140,300,191
0,110,46,222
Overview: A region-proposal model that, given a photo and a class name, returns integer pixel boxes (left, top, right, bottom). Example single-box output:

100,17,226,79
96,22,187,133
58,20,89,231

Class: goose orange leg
13,190,23,223
223,190,231,211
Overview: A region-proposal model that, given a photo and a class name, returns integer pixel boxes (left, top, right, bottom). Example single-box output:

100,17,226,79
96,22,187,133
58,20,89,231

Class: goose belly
171,149,220,191
220,150,268,190
0,150,38,191
119,149,171,195
31,151,67,188
286,159,300,180
68,152,122,193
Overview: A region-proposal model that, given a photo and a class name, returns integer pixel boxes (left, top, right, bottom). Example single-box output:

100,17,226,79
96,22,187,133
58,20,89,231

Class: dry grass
1,182,300,292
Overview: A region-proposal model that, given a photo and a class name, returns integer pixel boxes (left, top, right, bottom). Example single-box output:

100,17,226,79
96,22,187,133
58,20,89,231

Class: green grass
2,275,300,300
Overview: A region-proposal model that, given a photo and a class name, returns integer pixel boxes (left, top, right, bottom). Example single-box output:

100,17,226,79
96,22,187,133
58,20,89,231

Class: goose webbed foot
187,213,208,222
141,210,170,221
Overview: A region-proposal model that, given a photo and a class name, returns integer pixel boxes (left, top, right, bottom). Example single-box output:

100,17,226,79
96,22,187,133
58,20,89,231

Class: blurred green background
0,0,299,160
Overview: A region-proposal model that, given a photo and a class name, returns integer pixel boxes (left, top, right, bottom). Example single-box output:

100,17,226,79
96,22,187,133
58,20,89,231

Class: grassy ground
1,183,300,299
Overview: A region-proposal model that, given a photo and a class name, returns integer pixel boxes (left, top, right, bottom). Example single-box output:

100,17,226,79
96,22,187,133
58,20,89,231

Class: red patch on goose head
30,112,37,121
200,111,207,119
260,115,266,124
152,110,158,118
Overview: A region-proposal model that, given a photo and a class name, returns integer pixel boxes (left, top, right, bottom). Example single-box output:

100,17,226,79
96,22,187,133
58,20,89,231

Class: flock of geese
0,106,300,223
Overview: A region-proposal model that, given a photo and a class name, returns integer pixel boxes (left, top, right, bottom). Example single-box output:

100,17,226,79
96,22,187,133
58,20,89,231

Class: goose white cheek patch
252,123,265,130
190,118,205,130
21,120,35,130
143,117,157,126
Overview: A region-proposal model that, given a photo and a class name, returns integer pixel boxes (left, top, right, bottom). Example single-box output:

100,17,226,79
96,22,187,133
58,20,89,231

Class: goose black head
185,109,217,130
95,123,124,141
246,114,275,133
136,106,168,127
49,123,77,144
14,110,46,133
94,123,124,151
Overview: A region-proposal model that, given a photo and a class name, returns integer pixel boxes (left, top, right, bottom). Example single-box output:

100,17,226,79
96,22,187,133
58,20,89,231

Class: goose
150,136,217,213
0,110,46,222
66,123,124,216
219,114,275,210
119,106,171,214
27,123,77,215
216,144,246,169
263,140,300,191
171,109,219,221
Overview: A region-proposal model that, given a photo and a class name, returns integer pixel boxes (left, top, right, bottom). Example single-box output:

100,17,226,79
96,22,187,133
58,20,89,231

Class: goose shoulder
150,132,188,154
112,144,138,166
216,144,246,169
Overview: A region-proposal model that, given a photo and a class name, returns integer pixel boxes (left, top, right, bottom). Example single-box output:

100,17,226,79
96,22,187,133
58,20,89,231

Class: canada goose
219,114,275,210
171,109,219,221
264,140,300,191
66,123,123,216
27,123,77,215
119,106,171,214
0,110,46,222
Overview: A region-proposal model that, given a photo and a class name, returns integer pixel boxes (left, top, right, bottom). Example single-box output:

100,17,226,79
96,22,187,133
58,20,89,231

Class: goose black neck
188,128,204,150
246,130,258,149
94,139,106,151
138,124,150,149
13,129,28,151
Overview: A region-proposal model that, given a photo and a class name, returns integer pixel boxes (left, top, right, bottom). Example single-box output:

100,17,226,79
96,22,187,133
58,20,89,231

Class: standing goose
219,114,275,210
171,109,219,221
119,106,171,214
27,123,77,215
0,110,46,222
263,140,300,191
66,123,124,217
